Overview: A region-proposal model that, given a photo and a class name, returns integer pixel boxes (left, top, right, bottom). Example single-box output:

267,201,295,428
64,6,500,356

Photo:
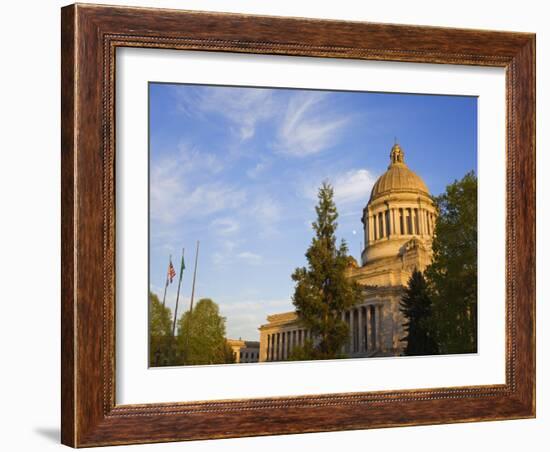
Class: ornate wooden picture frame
61,3,535,447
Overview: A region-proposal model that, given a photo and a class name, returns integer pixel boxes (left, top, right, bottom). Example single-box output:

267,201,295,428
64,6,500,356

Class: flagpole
172,248,185,337
161,254,171,307
184,241,200,364
189,241,200,314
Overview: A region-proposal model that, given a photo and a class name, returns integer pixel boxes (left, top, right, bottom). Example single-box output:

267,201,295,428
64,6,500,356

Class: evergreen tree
425,172,478,354
400,270,438,356
291,182,363,359
176,298,234,365
149,292,175,366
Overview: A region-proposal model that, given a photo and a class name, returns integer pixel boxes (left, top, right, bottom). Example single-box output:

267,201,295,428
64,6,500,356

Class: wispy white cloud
251,195,281,224
276,92,350,157
300,168,375,207
210,217,240,236
248,194,282,237
177,86,279,141
212,249,263,268
236,251,262,265
151,180,246,224
246,159,271,179
220,298,293,340
332,168,376,205
211,239,240,266
150,143,245,224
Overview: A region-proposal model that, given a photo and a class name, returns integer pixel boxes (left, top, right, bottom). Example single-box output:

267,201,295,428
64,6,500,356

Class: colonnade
265,328,312,361
365,205,436,243
264,304,383,361
342,303,383,355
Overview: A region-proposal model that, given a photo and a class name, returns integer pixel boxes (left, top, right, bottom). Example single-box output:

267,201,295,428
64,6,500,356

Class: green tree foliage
291,182,363,359
400,270,439,356
149,292,175,366
177,298,235,365
287,339,316,361
426,171,478,354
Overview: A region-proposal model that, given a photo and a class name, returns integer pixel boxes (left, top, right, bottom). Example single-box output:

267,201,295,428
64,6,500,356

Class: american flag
167,259,176,284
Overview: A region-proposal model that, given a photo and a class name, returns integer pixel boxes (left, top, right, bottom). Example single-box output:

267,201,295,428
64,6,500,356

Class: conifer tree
400,270,439,356
291,182,363,359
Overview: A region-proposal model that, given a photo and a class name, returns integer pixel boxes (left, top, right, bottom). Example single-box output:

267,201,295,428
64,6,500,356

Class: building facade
227,339,260,363
259,144,437,361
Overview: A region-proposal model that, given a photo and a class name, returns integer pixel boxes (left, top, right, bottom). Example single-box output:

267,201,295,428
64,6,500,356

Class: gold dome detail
369,144,429,201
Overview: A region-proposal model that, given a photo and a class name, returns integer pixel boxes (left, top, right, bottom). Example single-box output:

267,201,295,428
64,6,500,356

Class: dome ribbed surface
369,144,429,201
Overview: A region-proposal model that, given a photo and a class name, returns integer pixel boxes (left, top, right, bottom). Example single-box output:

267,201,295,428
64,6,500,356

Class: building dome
360,143,437,267
369,143,429,201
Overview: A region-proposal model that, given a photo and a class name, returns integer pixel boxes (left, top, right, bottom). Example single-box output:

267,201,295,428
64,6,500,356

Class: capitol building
258,143,437,361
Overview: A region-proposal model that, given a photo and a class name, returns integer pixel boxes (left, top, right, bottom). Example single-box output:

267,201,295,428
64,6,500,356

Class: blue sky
149,83,477,341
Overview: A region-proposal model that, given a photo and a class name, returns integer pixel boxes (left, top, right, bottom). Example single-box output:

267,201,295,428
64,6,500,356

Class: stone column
365,308,369,352
349,309,354,354
287,331,292,358
366,215,370,242
377,305,383,352
286,331,291,359
357,307,364,353
283,331,289,360
266,334,271,361
370,305,376,351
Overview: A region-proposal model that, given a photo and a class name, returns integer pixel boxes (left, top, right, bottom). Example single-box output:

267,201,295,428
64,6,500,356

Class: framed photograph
61,3,536,447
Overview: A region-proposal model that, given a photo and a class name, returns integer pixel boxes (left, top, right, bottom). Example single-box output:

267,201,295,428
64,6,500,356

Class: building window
385,210,390,237
399,208,404,234
414,208,419,234
378,213,384,238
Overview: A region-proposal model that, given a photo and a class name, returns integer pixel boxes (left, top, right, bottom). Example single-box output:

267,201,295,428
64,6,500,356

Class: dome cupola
369,143,429,202
360,143,437,266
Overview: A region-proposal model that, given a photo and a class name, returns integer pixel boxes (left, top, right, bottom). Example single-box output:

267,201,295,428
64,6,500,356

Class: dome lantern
390,142,405,166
